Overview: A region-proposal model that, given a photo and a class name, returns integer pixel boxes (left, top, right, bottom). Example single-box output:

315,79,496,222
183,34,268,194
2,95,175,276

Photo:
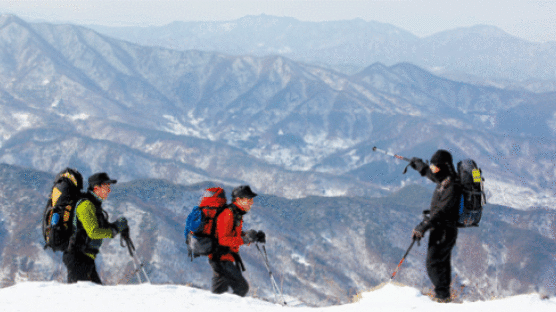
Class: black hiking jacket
420,166,461,229
69,192,111,258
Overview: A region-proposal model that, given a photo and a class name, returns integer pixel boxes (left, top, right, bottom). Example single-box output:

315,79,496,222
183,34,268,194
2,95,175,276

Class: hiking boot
432,296,452,303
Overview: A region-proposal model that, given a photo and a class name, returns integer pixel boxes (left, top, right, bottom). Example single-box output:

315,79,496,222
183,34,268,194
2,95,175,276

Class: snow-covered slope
0,281,554,312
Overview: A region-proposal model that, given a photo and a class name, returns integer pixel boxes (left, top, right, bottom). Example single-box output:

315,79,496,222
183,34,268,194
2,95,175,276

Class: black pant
426,226,457,299
209,259,249,297
62,251,102,285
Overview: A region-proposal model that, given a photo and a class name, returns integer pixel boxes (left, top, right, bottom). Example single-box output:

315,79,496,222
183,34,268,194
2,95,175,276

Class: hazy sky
1,0,555,43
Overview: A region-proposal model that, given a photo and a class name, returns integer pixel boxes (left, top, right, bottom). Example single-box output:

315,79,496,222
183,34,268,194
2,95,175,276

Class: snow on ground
1,282,555,312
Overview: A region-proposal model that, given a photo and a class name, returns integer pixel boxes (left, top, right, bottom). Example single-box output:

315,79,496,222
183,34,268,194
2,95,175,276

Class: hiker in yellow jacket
63,172,128,284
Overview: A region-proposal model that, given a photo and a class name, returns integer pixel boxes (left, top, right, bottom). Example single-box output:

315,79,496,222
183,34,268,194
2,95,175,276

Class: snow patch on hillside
485,179,556,210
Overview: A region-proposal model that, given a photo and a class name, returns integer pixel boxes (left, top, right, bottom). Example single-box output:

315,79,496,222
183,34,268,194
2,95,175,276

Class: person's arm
409,158,437,183
413,179,459,239
215,209,244,248
75,201,114,239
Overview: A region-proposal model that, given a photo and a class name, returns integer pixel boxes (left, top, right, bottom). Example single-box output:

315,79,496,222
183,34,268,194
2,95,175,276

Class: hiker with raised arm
409,150,462,303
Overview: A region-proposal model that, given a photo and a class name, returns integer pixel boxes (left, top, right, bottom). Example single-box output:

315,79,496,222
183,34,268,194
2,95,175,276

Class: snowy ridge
1,282,554,312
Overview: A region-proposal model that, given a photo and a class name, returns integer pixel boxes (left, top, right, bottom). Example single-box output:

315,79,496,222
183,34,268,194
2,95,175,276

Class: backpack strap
209,206,227,236
68,198,85,250
232,252,245,272
72,198,85,230
209,206,230,262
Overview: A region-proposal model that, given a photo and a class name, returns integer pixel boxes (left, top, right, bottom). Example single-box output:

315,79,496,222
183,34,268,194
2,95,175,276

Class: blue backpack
185,206,204,235
183,206,221,261
456,159,486,227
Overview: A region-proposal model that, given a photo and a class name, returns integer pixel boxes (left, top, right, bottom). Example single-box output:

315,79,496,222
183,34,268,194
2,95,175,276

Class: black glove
409,157,428,174
243,229,258,244
111,217,129,237
256,230,266,243
412,219,430,242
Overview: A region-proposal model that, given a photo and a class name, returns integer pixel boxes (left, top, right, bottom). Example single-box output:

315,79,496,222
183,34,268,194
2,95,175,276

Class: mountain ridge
79,14,556,83
0,15,554,208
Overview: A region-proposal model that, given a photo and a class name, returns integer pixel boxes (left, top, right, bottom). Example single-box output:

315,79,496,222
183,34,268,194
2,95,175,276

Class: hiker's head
430,149,453,166
199,187,227,207
232,185,257,212
430,149,454,181
88,172,117,200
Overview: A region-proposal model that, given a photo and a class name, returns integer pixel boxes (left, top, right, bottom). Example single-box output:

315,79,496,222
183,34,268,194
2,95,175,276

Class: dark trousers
426,226,458,299
62,251,102,285
209,259,249,297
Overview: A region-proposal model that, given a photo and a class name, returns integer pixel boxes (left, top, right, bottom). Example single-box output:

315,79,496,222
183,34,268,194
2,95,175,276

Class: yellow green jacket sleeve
76,200,114,239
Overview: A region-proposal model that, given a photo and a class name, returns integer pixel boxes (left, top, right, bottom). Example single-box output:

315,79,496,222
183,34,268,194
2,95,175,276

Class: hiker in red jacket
209,185,265,297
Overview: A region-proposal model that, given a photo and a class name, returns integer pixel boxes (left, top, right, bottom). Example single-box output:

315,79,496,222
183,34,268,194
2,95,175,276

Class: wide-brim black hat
88,172,117,187
232,185,257,200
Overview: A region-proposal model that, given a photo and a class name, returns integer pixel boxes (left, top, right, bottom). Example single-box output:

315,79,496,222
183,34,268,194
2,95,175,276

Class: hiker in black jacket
409,149,461,303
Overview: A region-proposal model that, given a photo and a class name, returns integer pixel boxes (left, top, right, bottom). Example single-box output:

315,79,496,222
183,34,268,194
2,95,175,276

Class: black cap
88,172,117,188
232,185,257,200
430,149,453,165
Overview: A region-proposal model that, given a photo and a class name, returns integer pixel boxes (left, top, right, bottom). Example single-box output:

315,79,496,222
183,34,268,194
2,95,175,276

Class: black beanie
430,149,453,165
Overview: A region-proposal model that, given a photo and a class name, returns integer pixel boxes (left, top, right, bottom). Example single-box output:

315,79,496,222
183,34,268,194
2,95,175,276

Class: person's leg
210,260,231,294
426,227,458,299
63,252,100,284
89,262,102,285
209,260,249,296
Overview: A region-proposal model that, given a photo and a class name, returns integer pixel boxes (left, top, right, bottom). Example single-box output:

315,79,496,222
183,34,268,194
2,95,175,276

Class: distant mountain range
0,164,554,305
86,15,556,91
0,14,555,210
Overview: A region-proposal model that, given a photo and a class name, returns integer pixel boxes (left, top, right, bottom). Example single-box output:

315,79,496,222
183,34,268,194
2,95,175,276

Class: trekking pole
121,235,151,284
372,146,413,173
256,243,287,306
372,146,411,162
390,238,416,281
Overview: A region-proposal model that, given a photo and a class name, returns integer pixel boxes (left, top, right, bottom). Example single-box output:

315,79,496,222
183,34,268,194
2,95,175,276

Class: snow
485,178,556,210
1,281,554,312
292,253,311,267
12,113,33,130
162,114,201,138
69,113,90,121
